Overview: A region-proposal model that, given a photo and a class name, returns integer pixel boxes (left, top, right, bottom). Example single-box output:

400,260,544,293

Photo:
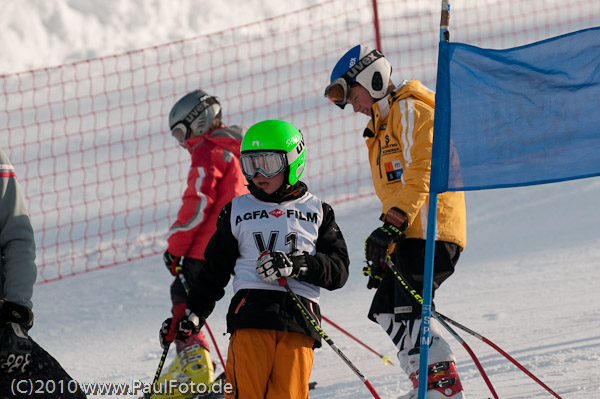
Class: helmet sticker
345,49,384,80
185,96,211,123
286,135,304,164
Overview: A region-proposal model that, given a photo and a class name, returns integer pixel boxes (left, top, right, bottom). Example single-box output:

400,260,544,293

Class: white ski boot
398,361,464,399
397,332,465,399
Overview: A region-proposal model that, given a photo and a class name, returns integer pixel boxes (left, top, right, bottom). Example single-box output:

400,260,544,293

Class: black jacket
186,181,349,347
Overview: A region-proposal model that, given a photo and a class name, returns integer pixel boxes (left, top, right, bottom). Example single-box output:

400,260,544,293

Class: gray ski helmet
327,45,392,101
168,90,222,146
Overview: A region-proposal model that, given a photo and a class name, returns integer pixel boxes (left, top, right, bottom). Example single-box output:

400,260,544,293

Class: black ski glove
362,262,385,289
0,300,34,329
163,250,181,276
0,300,34,374
364,207,408,285
159,304,203,349
256,251,308,283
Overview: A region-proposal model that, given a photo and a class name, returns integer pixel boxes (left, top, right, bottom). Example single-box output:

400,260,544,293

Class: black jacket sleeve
186,202,239,319
294,202,349,290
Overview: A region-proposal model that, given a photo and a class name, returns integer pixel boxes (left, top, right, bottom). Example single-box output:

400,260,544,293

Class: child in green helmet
158,119,350,399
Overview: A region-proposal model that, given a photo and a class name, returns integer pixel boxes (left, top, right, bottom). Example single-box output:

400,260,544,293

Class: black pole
277,277,382,399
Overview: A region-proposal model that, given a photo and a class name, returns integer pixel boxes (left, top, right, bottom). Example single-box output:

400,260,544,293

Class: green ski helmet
240,120,306,185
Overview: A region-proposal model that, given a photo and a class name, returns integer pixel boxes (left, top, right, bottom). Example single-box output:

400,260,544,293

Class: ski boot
152,336,215,399
398,361,464,399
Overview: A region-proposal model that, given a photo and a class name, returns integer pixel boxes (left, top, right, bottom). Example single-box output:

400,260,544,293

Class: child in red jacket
157,90,248,394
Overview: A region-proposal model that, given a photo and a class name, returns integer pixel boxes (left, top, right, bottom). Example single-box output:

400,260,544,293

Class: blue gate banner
432,27,600,193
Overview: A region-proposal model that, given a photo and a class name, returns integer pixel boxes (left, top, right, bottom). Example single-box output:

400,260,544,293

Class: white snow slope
2,1,599,398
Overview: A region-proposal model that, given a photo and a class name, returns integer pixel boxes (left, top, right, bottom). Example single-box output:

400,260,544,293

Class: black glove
0,300,34,329
364,207,408,273
0,300,34,375
0,323,33,374
362,262,384,289
159,304,202,349
163,250,181,276
256,251,308,283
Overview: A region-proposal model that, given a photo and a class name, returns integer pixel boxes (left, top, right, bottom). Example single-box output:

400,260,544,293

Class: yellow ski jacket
364,79,466,249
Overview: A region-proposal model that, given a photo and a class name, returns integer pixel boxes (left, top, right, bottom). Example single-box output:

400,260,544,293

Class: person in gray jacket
0,149,86,398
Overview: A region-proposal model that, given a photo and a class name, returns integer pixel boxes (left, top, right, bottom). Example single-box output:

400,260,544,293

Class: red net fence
1,0,598,284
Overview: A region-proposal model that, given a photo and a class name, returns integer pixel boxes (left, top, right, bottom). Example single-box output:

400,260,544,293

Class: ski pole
434,312,563,399
432,313,499,399
203,321,227,379
146,301,187,399
321,314,394,365
146,344,171,399
386,260,563,399
175,264,228,379
277,277,382,399
145,255,188,398
385,260,499,399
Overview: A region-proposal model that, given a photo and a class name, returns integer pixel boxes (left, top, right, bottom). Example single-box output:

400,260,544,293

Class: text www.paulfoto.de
11,378,234,396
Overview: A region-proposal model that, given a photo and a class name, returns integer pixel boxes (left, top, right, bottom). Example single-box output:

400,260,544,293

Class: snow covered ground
30,179,600,398
3,1,600,398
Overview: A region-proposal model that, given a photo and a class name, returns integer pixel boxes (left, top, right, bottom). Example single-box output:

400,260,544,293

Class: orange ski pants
225,328,314,399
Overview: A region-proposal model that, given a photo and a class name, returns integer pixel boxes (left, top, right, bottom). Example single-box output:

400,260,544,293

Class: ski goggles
240,151,287,179
324,77,351,109
170,122,190,146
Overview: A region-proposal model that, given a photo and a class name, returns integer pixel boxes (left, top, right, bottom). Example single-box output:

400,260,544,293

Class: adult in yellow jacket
324,45,467,399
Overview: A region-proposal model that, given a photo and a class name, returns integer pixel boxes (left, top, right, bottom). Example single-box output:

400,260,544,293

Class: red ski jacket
167,126,249,259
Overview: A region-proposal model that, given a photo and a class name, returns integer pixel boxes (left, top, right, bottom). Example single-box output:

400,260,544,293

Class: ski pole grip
278,277,287,286
166,304,186,342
